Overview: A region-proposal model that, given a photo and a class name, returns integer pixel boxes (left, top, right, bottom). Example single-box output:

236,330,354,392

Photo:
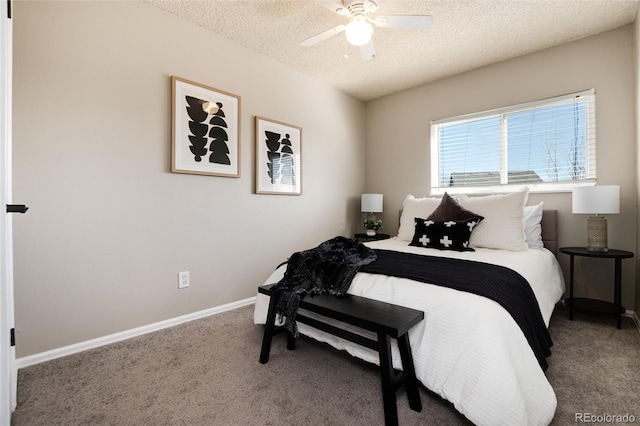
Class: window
430,89,596,194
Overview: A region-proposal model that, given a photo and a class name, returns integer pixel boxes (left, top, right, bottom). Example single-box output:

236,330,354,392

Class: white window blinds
430,89,596,194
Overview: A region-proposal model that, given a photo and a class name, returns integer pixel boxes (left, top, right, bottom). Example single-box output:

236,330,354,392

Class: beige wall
366,26,637,310
12,1,366,357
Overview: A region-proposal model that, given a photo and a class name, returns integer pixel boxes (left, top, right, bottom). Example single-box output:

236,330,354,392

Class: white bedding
254,238,565,425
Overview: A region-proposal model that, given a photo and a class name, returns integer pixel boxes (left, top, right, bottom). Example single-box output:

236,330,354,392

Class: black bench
258,284,424,426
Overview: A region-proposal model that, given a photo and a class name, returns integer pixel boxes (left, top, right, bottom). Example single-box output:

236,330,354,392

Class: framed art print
255,117,302,195
171,76,241,177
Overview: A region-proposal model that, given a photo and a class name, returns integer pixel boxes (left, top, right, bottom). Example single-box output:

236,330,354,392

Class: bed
254,190,565,425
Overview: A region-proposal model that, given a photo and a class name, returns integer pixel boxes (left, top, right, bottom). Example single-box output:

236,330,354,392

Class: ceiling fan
300,0,433,60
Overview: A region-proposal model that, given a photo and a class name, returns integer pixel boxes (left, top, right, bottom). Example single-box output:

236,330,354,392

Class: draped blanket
274,236,377,337
360,249,553,370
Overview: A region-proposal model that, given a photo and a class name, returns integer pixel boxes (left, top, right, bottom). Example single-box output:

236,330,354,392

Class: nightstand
354,233,390,243
559,247,634,329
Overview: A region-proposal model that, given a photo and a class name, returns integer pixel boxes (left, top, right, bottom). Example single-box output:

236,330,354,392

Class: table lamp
361,194,383,235
572,185,620,252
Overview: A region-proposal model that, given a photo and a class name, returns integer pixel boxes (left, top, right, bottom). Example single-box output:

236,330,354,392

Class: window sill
430,181,596,197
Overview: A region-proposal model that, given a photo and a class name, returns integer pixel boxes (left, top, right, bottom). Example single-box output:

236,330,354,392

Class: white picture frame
255,116,302,195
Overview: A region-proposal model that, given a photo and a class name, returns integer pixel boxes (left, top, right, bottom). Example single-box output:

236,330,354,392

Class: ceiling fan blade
360,41,376,60
374,15,433,29
300,25,346,47
315,0,349,16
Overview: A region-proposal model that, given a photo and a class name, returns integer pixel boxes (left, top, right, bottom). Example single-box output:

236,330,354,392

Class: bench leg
397,333,422,412
259,290,280,364
287,332,296,350
377,332,399,426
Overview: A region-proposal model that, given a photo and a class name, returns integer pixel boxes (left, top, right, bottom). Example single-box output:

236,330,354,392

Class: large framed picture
171,76,241,177
255,117,302,195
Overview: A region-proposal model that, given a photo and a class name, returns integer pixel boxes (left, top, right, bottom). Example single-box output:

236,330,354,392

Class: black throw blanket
360,249,553,371
274,236,377,337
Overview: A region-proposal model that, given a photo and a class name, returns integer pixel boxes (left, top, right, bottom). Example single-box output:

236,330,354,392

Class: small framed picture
255,117,302,195
171,76,241,177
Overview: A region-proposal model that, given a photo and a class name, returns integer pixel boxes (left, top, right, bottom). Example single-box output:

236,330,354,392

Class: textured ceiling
145,0,639,101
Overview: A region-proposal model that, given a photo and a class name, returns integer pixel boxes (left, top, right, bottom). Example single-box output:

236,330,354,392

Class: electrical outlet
178,271,190,289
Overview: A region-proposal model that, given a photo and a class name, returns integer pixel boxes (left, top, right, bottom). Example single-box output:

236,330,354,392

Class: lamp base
587,216,608,252
587,247,609,253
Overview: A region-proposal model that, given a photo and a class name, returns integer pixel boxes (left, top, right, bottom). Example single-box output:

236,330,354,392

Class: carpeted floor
10,304,640,425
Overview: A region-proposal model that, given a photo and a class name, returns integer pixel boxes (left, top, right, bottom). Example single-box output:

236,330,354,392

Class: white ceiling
145,0,639,101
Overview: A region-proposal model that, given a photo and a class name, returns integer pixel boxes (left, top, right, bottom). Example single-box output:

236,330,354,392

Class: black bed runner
360,250,553,371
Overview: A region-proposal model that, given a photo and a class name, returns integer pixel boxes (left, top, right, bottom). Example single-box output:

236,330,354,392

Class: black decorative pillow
409,217,483,252
427,192,483,222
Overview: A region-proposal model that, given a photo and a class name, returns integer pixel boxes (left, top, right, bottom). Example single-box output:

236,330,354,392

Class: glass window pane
431,90,595,194
439,116,501,187
506,101,588,184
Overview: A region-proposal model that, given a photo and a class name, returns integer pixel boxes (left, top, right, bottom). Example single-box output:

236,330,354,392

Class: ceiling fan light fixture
345,16,373,46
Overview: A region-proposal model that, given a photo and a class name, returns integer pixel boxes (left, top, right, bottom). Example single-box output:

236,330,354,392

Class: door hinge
10,328,15,347
7,0,12,19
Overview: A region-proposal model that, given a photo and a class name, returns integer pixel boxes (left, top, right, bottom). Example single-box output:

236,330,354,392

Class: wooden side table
354,233,391,243
559,247,634,329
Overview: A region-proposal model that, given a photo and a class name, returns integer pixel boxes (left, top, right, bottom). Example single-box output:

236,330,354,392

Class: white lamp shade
572,185,620,215
361,194,383,213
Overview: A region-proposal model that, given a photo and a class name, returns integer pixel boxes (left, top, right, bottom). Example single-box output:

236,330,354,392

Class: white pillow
523,201,544,249
397,195,441,241
459,190,528,251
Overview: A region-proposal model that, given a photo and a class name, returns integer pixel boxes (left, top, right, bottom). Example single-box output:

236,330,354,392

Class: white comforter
253,238,565,425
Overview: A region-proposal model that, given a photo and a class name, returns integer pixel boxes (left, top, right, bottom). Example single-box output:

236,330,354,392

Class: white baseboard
630,310,640,334
16,296,257,369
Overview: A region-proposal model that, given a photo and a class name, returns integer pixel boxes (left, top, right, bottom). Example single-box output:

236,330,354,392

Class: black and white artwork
172,76,241,177
255,117,302,195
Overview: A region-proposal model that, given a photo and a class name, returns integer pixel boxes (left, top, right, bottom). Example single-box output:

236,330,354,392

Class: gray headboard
541,210,558,256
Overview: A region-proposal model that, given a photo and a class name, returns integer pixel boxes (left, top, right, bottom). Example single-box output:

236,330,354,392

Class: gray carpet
10,304,640,426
